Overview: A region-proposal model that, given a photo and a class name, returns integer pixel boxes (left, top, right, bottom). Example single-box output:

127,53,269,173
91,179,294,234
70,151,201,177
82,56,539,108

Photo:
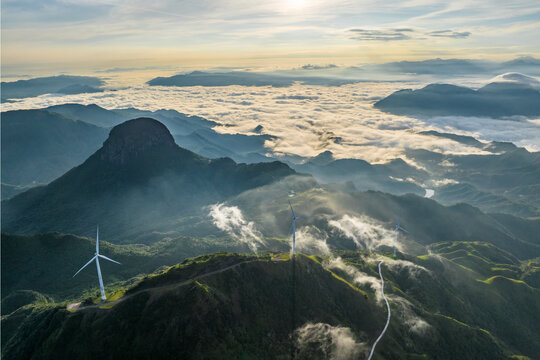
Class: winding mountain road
367,261,391,360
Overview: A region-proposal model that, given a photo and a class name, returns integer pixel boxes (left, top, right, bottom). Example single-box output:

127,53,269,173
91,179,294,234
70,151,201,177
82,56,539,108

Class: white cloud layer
5,81,537,163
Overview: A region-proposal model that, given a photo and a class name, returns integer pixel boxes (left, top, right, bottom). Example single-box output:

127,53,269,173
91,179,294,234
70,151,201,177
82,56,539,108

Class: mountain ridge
1,118,296,240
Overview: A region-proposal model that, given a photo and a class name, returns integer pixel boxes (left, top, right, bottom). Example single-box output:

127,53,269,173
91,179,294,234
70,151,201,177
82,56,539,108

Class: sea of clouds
3,81,539,164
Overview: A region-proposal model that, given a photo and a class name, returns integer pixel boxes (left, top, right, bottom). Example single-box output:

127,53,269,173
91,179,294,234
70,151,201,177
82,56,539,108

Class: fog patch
295,322,367,360
208,203,265,253
325,257,383,303
389,296,431,335
296,226,330,255
328,215,395,251
384,259,431,278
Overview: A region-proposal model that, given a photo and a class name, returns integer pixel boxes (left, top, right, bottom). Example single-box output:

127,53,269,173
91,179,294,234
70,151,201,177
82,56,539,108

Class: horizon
2,0,540,77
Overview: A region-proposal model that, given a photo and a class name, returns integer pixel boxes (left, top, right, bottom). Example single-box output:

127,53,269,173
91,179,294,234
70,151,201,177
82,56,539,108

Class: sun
287,0,306,10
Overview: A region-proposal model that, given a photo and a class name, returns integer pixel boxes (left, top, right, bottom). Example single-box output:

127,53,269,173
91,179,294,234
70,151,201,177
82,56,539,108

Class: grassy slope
0,232,250,303
2,253,510,360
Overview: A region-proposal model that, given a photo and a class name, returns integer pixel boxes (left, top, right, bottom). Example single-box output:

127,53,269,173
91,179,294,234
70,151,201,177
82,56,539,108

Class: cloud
295,226,331,255
325,257,384,302
489,72,540,90
428,30,471,38
383,259,431,278
3,80,539,160
348,28,472,42
325,257,431,334
388,296,431,335
348,28,414,41
208,203,265,253
328,215,395,251
295,322,367,360
300,64,338,70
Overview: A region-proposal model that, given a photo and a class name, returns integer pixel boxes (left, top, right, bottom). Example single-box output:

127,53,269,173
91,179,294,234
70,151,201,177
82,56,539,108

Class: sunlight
287,0,306,10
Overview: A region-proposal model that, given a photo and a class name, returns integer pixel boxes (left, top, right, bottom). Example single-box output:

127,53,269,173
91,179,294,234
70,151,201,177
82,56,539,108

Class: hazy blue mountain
231,180,540,259
1,75,104,100
378,58,488,75
293,154,427,195
404,142,540,217
2,104,271,189
433,183,537,218
375,81,540,117
1,183,36,201
45,103,218,133
114,108,218,135
147,70,356,87
175,128,274,163
45,103,126,127
372,57,540,76
418,130,484,147
1,118,295,241
1,110,109,186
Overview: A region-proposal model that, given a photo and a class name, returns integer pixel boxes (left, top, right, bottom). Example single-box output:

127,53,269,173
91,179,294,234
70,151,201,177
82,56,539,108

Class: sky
2,0,540,75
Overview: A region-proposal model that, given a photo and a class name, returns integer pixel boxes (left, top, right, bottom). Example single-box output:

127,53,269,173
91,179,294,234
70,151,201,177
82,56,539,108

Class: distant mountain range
1,75,105,101
1,109,109,186
2,113,539,359
147,70,357,87
1,118,295,240
2,103,539,218
374,74,540,118
1,104,269,191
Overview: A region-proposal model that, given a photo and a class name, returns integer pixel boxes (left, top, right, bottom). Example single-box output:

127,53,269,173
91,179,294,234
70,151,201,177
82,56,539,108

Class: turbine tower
288,200,306,256
73,225,121,300
393,217,408,259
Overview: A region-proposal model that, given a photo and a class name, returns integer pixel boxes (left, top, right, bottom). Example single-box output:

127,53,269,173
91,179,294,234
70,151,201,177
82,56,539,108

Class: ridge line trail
367,261,391,360
69,259,260,312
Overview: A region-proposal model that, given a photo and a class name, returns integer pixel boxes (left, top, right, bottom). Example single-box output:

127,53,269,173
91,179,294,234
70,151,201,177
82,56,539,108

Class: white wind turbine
288,200,306,256
73,226,121,300
393,217,408,259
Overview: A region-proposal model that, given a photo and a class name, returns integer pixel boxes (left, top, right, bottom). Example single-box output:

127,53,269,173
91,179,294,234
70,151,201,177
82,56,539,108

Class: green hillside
3,252,522,360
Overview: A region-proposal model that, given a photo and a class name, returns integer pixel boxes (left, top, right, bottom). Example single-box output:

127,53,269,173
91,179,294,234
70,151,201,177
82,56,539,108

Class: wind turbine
73,226,121,300
288,200,306,256
393,217,408,259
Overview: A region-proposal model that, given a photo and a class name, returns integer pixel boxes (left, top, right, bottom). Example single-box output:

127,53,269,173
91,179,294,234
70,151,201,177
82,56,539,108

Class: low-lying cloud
295,226,331,255
208,203,265,253
2,80,539,161
328,215,395,251
325,257,384,303
295,322,367,360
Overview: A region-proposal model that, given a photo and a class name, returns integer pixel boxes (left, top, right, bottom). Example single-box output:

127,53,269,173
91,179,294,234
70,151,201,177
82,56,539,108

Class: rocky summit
99,118,176,164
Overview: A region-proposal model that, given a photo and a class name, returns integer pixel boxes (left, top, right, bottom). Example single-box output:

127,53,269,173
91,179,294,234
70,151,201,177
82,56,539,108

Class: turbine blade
399,226,409,233
288,200,296,218
73,256,97,277
287,221,294,239
99,254,121,265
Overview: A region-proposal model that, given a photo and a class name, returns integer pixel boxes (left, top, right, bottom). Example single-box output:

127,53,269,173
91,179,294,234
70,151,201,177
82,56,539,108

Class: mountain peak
100,117,176,164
